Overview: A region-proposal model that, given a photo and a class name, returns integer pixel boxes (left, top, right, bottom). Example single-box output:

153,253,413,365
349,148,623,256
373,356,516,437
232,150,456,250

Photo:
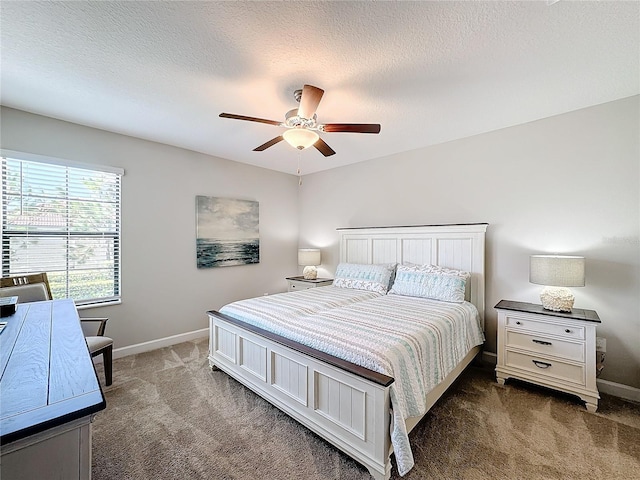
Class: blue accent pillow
333,263,396,294
389,264,471,303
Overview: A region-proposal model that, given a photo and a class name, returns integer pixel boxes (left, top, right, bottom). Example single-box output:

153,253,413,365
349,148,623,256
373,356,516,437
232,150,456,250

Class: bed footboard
208,310,394,480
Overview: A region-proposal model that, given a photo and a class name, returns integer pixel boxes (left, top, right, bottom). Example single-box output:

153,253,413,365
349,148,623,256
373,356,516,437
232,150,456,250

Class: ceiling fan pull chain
297,151,302,186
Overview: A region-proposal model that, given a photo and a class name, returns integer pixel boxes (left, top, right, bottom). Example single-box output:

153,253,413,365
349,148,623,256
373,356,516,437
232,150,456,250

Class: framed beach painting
196,196,259,268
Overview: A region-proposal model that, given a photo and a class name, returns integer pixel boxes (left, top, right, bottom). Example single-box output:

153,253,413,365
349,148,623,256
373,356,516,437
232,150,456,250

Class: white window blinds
1,154,122,306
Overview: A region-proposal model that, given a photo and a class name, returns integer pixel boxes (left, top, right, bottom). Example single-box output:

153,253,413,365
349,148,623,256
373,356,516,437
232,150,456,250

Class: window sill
76,299,122,310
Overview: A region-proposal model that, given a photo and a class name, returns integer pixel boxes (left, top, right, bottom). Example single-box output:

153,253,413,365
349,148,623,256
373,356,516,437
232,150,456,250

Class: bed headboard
337,224,488,328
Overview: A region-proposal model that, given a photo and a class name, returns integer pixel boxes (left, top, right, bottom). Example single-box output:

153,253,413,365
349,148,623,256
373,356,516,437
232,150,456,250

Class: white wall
299,96,640,389
2,98,638,390
1,107,300,348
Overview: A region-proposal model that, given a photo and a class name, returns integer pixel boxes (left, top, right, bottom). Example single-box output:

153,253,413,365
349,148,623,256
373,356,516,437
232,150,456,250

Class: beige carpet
92,338,640,479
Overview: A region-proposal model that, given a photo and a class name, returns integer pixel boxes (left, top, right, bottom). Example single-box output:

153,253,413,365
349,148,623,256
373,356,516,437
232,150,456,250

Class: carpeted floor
92,338,640,479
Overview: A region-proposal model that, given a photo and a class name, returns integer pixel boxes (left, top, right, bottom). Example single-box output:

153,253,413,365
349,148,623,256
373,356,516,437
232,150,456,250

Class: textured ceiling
1,1,638,175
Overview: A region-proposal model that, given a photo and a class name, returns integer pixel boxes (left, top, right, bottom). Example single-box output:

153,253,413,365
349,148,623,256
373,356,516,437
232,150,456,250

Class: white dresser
286,276,333,292
495,300,600,412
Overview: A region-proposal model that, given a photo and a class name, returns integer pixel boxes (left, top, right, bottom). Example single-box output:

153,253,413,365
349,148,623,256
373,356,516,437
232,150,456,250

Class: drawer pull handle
565,329,571,334
532,360,552,369
532,339,552,346
516,321,522,325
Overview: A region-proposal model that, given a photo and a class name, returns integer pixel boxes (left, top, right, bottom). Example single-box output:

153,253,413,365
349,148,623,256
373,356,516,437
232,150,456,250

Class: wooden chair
0,273,114,386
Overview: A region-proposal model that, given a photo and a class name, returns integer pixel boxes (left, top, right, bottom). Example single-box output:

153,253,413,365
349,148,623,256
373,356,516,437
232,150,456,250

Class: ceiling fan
219,85,381,157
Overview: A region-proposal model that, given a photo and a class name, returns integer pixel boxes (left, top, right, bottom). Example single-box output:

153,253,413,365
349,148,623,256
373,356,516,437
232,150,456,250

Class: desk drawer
505,350,585,386
506,331,584,362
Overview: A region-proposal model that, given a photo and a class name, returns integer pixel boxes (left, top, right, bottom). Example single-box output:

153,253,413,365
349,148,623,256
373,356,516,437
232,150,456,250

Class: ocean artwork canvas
196,196,259,268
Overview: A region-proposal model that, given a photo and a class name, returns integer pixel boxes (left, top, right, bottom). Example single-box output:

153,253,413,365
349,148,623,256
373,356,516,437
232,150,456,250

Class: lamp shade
298,248,321,266
283,128,319,150
529,255,585,287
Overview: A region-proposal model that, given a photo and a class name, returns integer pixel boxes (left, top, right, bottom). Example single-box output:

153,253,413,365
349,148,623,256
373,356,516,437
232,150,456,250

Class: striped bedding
219,285,381,324
220,291,484,476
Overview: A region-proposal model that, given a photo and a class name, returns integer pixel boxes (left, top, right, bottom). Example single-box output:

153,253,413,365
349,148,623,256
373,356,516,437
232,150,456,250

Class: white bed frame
208,224,487,479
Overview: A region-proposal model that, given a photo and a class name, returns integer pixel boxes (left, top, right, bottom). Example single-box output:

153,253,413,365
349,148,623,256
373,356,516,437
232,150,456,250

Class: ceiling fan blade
297,85,324,120
253,136,284,151
313,138,336,157
320,123,381,134
220,113,282,126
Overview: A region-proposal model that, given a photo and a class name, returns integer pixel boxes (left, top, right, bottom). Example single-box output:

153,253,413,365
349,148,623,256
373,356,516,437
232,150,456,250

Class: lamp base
302,266,318,280
540,286,575,313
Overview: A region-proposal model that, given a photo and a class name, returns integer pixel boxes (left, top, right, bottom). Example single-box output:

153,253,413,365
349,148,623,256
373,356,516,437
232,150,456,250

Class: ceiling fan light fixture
283,128,319,150
219,84,380,157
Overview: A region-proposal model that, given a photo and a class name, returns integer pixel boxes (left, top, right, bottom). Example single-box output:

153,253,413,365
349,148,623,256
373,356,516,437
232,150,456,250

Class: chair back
0,273,53,303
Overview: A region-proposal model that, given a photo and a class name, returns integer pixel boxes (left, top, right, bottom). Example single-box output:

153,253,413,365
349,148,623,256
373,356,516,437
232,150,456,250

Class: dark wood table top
0,299,106,445
285,276,333,283
495,299,600,323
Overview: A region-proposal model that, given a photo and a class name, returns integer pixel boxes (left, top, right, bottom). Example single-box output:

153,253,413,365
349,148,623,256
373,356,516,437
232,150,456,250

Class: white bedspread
220,291,484,476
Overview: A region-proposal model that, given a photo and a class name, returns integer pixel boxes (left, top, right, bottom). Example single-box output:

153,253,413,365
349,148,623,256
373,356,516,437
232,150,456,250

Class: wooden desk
0,299,106,479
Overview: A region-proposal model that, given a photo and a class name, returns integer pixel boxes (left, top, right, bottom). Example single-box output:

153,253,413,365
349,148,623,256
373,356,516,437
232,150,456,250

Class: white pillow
389,264,471,303
333,263,396,294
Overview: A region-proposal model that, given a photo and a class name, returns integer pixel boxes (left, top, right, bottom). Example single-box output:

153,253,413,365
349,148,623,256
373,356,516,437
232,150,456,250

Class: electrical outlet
596,337,606,352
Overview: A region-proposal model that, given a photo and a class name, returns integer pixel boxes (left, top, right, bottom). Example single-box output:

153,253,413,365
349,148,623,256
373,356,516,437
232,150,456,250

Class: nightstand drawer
506,331,585,362
505,350,585,385
286,277,334,292
288,281,314,291
506,315,585,340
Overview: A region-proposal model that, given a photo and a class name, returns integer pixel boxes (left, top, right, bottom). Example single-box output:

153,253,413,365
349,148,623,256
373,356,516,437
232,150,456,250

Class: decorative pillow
333,263,396,294
389,264,471,303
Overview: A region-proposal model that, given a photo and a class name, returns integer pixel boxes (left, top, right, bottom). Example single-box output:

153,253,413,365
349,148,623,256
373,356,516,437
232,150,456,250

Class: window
1,152,123,306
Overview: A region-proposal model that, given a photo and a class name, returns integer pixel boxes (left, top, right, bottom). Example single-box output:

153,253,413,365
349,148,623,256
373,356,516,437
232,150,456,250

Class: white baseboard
596,379,640,403
93,328,209,363
482,350,497,365
480,350,639,403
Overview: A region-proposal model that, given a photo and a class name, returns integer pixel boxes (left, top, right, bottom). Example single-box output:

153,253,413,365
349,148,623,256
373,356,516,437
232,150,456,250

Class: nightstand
286,276,333,292
495,300,601,413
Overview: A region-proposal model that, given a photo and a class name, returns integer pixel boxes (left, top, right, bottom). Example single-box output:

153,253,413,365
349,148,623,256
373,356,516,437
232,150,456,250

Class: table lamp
529,255,585,312
298,248,321,280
